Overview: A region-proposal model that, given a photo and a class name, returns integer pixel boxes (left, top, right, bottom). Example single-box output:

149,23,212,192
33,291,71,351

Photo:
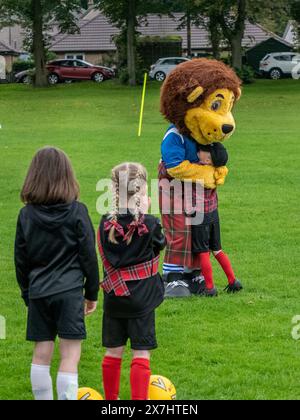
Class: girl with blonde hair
97,162,166,400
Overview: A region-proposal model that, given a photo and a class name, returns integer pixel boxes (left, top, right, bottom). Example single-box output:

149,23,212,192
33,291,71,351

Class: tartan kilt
159,176,201,270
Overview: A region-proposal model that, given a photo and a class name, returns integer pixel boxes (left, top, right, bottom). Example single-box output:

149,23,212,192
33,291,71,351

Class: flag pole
138,73,148,137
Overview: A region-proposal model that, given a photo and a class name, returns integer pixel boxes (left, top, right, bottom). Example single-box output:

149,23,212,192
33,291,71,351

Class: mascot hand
214,166,229,186
167,161,217,189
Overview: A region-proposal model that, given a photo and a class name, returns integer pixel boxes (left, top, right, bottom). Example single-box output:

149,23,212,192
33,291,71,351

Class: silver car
149,57,190,82
259,52,300,79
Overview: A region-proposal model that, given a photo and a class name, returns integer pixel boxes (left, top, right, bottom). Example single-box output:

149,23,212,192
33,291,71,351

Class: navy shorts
102,311,157,350
27,288,86,342
192,210,222,253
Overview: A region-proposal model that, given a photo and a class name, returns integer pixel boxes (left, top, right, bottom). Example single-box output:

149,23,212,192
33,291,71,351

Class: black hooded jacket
15,201,99,304
99,214,166,318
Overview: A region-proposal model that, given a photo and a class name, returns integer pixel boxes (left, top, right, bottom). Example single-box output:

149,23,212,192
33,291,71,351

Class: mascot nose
222,124,234,135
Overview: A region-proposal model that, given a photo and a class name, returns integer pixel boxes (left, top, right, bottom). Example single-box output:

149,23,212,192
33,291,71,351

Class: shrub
12,59,35,74
235,65,255,84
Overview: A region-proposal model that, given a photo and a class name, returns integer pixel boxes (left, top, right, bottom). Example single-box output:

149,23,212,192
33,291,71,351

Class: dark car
15,59,115,84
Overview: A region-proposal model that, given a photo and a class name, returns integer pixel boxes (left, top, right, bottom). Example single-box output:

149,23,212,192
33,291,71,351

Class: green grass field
0,79,299,400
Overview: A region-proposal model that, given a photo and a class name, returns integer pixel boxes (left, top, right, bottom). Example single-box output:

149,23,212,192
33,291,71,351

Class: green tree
290,0,300,48
201,1,290,70
173,0,204,57
95,0,167,86
0,0,83,87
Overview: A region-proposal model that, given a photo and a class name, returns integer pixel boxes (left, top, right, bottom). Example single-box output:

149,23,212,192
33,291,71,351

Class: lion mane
160,59,241,137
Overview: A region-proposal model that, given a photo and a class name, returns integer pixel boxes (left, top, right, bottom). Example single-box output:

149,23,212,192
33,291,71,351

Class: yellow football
149,375,176,400
78,387,104,400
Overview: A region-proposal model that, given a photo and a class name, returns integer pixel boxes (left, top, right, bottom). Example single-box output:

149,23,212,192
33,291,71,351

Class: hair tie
123,215,149,242
104,220,125,238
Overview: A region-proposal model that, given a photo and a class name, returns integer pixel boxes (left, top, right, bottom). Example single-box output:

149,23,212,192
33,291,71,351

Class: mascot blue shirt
161,125,199,169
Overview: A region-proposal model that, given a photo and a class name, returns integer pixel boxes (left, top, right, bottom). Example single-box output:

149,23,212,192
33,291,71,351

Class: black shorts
192,211,222,253
27,288,86,342
102,311,157,351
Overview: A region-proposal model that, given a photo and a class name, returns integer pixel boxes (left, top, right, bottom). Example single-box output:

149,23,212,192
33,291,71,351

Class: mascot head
160,59,242,145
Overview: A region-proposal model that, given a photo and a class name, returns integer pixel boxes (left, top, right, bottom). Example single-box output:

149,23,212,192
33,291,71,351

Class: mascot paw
203,166,217,189
216,177,225,186
215,166,229,186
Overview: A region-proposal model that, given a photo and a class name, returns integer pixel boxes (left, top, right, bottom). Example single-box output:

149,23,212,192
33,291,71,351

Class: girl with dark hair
98,162,166,400
15,147,99,400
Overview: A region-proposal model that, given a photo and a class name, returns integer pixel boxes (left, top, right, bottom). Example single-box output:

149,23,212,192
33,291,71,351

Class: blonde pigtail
108,173,120,244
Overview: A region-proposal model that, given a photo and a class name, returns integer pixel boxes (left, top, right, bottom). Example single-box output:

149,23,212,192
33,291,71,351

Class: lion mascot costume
158,59,242,298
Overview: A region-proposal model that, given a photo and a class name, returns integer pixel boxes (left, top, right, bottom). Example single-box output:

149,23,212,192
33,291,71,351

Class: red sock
130,358,151,400
199,252,214,290
214,251,236,285
102,356,122,400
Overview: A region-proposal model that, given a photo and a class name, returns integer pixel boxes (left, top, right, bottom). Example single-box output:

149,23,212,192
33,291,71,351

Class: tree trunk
187,11,192,57
32,0,48,87
231,35,243,70
218,0,246,70
208,15,221,60
127,0,136,86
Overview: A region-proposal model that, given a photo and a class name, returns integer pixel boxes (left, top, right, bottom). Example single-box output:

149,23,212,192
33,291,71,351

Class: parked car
149,57,190,82
15,59,115,84
259,52,300,80
15,69,34,84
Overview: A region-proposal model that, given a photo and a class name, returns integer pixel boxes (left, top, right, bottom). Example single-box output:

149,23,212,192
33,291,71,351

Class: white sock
57,372,78,400
31,364,53,400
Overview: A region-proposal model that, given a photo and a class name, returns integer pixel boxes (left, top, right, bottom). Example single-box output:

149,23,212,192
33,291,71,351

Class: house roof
50,11,291,52
0,41,19,54
246,24,294,52
50,13,119,52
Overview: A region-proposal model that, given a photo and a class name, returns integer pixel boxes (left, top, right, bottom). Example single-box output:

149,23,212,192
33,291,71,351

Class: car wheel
93,72,104,83
155,71,166,82
22,75,32,84
269,68,282,80
48,73,59,85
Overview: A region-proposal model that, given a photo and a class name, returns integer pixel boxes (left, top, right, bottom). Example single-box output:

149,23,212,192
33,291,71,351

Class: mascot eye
211,101,222,111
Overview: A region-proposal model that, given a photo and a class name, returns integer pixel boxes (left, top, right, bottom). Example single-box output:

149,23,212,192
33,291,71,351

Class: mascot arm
167,160,217,189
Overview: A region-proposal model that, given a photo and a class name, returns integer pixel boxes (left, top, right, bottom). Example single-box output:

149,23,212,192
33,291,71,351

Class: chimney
88,0,94,7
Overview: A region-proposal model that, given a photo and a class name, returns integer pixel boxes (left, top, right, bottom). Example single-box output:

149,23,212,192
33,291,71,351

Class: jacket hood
27,202,77,232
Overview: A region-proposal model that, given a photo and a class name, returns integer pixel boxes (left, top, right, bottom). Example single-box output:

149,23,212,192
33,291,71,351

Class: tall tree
215,0,247,70
174,0,204,57
95,0,167,85
0,0,83,87
200,0,289,69
291,0,300,48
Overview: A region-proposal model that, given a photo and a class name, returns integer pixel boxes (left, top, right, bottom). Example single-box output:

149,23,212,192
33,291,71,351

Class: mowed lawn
0,79,300,400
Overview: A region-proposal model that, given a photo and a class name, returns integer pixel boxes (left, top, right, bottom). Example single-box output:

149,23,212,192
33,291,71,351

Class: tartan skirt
159,179,201,269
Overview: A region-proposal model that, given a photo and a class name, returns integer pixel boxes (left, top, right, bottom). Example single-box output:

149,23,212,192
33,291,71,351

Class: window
65,53,85,61
175,59,187,65
60,60,75,67
75,60,90,67
162,59,177,66
274,55,293,62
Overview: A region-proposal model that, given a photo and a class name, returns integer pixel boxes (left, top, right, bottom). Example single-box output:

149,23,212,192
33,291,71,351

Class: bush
235,65,255,84
12,59,35,74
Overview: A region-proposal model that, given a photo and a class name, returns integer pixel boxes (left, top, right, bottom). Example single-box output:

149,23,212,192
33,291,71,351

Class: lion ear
187,86,204,103
236,88,242,101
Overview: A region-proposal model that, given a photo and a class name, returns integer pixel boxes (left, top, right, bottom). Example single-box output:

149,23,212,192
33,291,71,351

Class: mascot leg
160,185,206,298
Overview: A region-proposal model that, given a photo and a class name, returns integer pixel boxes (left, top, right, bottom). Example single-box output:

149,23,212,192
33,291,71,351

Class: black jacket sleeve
153,219,166,256
14,213,30,306
76,205,100,302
